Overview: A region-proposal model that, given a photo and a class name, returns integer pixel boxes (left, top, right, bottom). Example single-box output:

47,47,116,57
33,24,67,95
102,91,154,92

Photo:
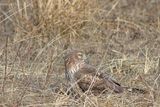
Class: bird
64,50,147,95
64,50,124,94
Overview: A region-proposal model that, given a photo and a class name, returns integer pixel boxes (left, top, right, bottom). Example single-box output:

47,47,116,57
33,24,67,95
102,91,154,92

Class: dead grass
0,0,160,106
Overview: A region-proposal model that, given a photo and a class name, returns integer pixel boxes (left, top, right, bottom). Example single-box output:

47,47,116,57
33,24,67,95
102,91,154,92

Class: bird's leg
66,79,83,99
75,84,83,98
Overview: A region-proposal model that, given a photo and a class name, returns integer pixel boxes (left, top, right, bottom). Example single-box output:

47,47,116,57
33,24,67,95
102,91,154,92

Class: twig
1,35,8,95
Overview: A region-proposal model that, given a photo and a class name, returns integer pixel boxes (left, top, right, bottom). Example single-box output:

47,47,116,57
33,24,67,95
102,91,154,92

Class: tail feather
124,87,148,94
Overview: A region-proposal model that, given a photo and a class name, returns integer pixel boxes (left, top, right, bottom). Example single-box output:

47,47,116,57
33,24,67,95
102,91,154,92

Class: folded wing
74,64,123,93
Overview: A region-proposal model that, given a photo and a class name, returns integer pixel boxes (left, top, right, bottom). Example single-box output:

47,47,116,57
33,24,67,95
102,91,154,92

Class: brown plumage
64,50,124,94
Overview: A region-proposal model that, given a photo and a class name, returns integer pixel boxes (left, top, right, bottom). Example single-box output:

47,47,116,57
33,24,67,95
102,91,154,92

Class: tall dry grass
0,0,160,106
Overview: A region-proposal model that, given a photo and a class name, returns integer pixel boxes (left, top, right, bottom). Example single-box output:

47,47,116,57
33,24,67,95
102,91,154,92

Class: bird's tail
98,73,147,94
123,86,148,94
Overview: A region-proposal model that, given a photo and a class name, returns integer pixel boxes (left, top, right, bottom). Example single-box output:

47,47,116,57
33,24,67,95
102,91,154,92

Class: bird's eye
77,52,83,59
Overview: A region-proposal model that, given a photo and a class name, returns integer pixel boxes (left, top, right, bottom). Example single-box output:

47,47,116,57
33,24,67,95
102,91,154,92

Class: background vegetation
0,0,160,106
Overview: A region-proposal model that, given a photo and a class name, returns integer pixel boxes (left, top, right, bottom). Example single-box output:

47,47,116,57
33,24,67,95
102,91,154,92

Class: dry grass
0,0,160,106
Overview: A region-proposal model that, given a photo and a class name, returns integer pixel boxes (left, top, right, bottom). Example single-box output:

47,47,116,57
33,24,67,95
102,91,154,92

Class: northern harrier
64,50,146,95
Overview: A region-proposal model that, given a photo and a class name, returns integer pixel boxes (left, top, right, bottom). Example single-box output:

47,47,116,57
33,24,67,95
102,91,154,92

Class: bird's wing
99,73,123,93
74,64,124,93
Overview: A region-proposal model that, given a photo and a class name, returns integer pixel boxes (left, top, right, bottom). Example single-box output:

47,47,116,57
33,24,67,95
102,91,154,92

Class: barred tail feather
123,86,148,94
